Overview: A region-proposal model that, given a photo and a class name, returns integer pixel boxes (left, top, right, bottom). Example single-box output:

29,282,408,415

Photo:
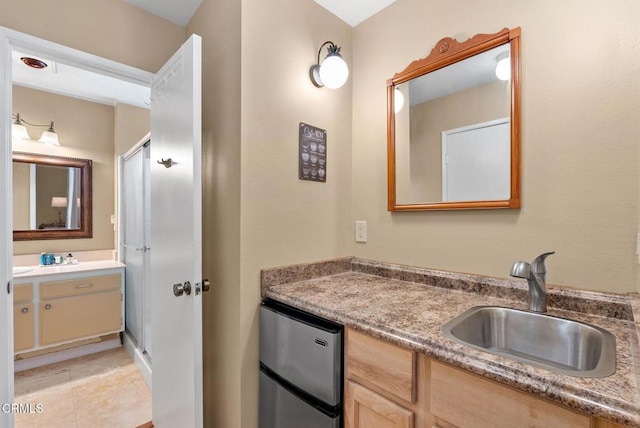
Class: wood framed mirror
12,152,92,241
387,27,521,211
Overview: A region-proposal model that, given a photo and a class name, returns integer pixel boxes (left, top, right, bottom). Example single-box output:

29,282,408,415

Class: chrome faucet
510,252,555,313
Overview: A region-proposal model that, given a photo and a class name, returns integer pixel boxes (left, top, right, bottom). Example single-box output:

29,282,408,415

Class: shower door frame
118,134,152,364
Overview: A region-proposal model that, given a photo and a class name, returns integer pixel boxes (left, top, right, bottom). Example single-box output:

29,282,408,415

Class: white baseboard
123,331,152,388
14,338,122,372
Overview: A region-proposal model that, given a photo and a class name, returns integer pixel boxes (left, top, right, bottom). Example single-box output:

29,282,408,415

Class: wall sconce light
495,52,511,81
310,41,349,89
12,113,60,145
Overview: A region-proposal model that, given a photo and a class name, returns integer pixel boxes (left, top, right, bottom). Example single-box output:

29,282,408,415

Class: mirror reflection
12,152,92,241
395,44,511,204
13,163,82,230
387,27,521,211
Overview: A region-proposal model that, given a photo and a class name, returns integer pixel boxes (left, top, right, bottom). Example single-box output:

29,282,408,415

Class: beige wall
189,0,353,425
114,103,149,157
0,0,185,73
12,86,116,255
352,0,640,293
240,1,352,426
187,0,242,425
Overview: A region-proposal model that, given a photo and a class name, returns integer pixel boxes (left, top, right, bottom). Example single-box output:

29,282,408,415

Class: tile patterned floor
14,347,151,427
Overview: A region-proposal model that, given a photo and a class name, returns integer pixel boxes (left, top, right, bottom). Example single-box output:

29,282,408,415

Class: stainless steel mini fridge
259,299,343,428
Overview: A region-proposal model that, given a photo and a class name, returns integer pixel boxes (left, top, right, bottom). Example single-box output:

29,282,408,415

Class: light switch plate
355,221,367,243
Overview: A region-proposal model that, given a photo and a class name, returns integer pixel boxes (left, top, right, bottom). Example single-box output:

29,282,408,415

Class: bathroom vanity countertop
12,260,125,279
261,258,640,426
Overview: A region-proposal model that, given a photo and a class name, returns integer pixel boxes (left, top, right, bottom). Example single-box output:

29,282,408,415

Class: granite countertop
12,260,125,279
261,257,640,427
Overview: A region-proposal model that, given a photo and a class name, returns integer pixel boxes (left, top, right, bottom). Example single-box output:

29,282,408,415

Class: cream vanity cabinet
344,328,625,428
12,267,124,354
13,284,35,352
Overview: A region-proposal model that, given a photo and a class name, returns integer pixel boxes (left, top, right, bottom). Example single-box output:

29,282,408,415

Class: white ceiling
125,0,204,26
313,0,398,27
126,0,395,28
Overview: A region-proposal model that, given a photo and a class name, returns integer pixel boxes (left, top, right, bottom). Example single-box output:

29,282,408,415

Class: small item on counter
54,256,62,264
46,254,55,265
39,252,47,266
66,253,73,264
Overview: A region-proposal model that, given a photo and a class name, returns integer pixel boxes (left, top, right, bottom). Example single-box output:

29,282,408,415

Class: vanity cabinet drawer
40,274,121,299
39,290,122,345
346,328,416,404
14,284,33,303
430,360,591,428
14,303,34,352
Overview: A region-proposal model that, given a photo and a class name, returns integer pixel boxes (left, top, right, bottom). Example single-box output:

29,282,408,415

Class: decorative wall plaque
299,123,326,182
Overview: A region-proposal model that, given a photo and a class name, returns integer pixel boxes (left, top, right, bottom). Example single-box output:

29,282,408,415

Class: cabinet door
40,291,122,346
345,381,414,428
431,361,591,428
347,329,416,404
14,303,34,352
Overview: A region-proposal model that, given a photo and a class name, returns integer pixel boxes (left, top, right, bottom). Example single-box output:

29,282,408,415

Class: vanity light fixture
495,52,511,81
310,41,349,89
11,113,60,145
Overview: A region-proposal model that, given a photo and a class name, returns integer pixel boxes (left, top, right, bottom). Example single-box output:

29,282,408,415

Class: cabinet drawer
345,380,414,428
40,274,121,299
39,290,122,345
431,360,591,428
14,303,34,352
14,284,33,303
346,328,415,404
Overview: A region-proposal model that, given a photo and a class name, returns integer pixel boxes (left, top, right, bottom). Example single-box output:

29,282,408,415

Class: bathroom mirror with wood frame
387,27,521,211
12,152,92,241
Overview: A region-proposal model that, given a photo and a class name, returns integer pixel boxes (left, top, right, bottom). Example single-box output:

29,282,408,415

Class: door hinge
7,281,10,295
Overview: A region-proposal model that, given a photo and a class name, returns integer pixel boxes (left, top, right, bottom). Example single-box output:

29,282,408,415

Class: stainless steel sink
441,306,616,377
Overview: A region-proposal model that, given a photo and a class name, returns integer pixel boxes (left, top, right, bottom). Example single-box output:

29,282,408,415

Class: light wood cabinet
346,380,414,428
347,328,416,403
430,360,590,428
344,327,627,428
12,269,124,354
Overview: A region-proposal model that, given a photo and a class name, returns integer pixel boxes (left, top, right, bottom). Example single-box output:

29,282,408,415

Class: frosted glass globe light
319,54,349,89
495,57,510,81
12,123,29,140
12,113,29,140
394,88,405,113
38,122,60,145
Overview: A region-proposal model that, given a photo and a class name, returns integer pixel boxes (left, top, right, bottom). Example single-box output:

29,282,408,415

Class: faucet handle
531,251,555,274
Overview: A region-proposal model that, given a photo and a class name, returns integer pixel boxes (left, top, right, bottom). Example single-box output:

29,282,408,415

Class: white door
0,30,15,428
150,35,203,427
442,118,510,202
